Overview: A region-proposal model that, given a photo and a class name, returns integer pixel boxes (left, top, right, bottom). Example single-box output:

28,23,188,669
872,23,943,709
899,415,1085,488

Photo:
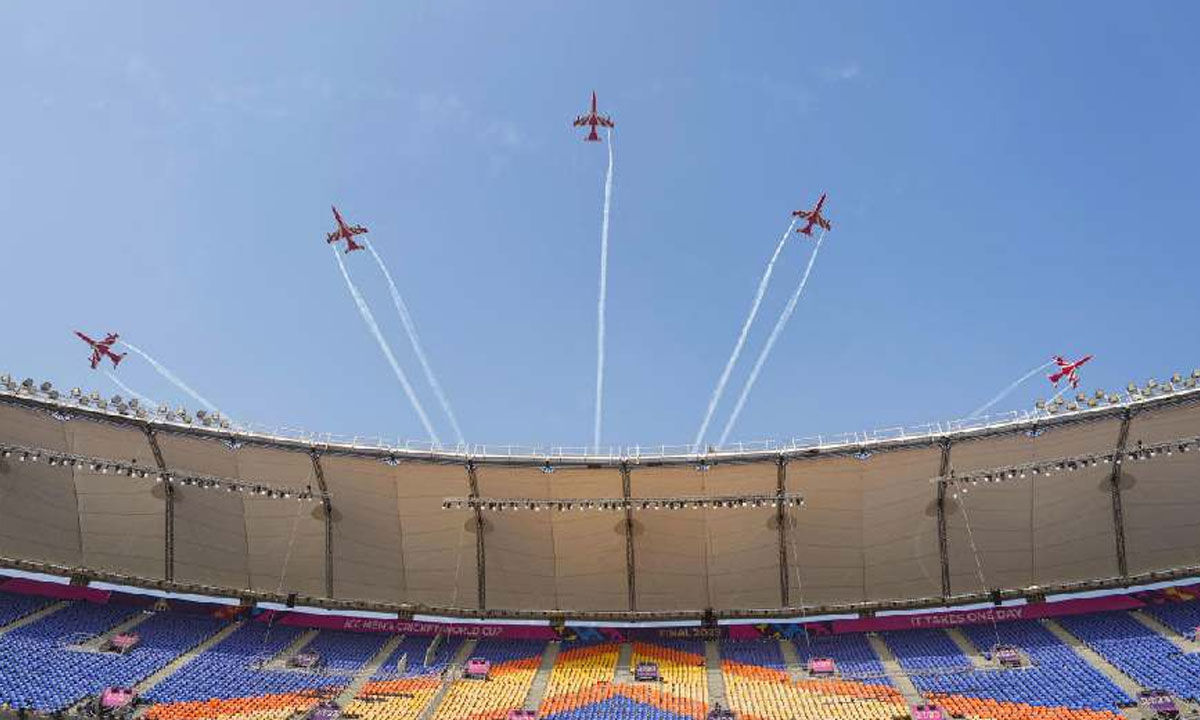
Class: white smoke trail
968,360,1056,419
692,219,796,453
593,128,615,452
332,246,440,445
363,239,465,447
119,341,228,419
718,230,828,447
103,370,157,409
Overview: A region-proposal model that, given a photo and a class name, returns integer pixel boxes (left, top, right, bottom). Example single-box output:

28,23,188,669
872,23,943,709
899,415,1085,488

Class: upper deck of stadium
1,373,1199,621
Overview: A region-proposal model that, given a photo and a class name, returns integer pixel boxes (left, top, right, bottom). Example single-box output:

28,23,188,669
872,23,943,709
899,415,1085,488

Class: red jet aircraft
792,193,832,236
75,331,126,370
572,91,614,142
1049,355,1093,389
327,206,368,253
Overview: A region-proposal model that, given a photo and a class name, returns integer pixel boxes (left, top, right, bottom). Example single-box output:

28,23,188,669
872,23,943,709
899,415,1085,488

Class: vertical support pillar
776,456,790,608
141,427,173,582
466,460,486,610
1109,411,1133,578
621,462,636,612
309,452,334,598
936,439,952,598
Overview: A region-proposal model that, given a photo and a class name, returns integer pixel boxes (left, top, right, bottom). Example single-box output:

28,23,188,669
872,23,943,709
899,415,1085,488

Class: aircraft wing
597,116,614,128
573,115,591,127
792,210,811,219
326,231,341,243
348,225,368,236
818,217,832,230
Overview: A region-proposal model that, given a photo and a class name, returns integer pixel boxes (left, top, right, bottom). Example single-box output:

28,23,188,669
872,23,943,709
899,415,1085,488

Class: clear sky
2,2,1198,451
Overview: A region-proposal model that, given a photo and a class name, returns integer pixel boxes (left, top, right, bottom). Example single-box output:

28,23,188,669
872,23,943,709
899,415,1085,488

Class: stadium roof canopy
1,378,1199,621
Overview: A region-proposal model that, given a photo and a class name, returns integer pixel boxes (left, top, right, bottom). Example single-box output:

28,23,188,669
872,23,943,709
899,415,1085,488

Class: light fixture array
0,375,233,428
1036,370,1200,414
0,442,323,502
442,492,805,512
936,434,1200,494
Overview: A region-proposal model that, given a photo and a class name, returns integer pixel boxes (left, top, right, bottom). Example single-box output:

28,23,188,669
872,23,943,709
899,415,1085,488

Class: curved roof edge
2,380,1199,467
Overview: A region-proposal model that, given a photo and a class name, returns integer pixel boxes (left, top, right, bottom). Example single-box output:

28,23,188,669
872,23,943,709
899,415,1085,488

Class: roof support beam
936,439,953,598
141,427,173,582
309,452,333,598
466,460,486,610
776,456,790,608
621,462,636,612
1109,411,1133,578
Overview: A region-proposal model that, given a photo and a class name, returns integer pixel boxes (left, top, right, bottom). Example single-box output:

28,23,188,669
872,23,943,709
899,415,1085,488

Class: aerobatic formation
62,91,1099,450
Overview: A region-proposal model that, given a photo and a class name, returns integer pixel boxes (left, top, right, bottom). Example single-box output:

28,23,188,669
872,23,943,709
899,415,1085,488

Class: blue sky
2,2,1198,450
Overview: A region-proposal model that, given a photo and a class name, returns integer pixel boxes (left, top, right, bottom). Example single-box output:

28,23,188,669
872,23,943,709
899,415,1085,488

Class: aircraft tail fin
796,226,813,236
112,353,126,368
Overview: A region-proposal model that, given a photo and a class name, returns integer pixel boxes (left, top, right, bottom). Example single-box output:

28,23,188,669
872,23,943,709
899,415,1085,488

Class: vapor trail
718,230,827,447
332,246,440,445
692,219,796,453
968,360,1055,418
593,128,615,452
103,370,157,409
364,239,465,446
119,341,228,420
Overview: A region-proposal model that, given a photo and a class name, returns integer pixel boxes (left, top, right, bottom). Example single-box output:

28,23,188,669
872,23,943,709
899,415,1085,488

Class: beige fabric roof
2,392,1200,617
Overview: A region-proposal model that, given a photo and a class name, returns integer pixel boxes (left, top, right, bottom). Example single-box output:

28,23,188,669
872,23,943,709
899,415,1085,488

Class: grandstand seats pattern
0,591,50,628
144,625,389,720
1142,599,1200,638
429,639,544,720
721,640,906,720
0,600,223,712
342,635,465,720
1058,611,1200,701
791,634,893,686
538,642,619,716
6,591,1200,720
631,640,707,705
885,625,1129,713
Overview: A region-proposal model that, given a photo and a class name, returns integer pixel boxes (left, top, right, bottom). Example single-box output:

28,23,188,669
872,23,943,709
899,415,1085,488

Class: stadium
4,373,1200,720
6,3,1200,720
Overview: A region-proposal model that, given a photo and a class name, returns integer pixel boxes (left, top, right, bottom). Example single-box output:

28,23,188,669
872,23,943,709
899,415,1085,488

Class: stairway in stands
615,641,634,683
865,633,924,705
263,627,321,669
1132,610,1200,653
777,637,803,681
523,640,560,710
133,620,246,697
943,627,989,669
78,610,154,651
704,640,728,708
419,638,477,720
335,634,406,705
0,600,68,637
1041,618,1145,697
